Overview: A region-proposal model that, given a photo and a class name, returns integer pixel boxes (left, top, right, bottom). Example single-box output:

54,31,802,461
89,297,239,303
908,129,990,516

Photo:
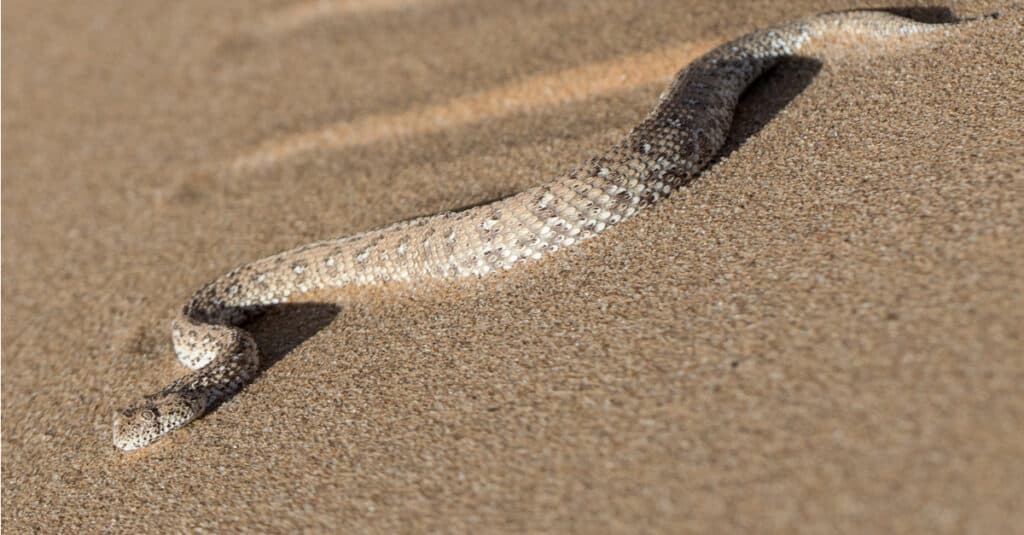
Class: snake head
113,393,202,451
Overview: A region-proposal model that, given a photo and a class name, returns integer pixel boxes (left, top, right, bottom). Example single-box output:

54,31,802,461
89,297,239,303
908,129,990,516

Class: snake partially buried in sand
114,11,991,450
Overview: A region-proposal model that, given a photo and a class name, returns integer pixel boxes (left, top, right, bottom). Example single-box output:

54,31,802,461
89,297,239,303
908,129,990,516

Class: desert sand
3,0,1022,532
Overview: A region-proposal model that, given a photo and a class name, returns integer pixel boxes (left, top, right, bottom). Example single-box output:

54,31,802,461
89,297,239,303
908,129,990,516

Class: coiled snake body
114,11,981,450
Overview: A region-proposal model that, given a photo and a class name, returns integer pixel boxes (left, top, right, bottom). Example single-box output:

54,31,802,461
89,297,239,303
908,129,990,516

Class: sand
3,0,1022,532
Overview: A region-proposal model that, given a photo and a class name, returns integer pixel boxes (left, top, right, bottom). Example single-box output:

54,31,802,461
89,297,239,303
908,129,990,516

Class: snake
113,10,989,450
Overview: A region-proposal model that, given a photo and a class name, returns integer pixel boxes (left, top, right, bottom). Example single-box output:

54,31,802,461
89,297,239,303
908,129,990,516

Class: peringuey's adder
114,10,992,450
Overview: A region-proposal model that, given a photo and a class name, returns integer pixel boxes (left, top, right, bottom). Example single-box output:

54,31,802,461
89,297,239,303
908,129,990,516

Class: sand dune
3,1,1022,532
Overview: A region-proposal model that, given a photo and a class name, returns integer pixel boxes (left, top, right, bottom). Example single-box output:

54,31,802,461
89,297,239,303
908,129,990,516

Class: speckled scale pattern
113,11,968,450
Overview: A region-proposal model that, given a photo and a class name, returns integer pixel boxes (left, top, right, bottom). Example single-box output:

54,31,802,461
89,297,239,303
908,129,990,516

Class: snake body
114,11,976,450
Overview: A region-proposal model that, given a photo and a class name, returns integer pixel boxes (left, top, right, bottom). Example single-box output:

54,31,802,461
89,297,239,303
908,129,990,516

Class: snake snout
113,405,161,451
113,394,201,451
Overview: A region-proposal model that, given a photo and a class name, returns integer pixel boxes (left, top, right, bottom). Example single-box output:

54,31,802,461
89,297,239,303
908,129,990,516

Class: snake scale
114,11,987,450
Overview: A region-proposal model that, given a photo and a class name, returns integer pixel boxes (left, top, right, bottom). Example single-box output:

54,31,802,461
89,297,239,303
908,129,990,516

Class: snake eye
141,409,157,422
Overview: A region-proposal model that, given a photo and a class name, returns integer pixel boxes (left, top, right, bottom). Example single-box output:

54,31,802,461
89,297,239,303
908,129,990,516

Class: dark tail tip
972,11,1000,21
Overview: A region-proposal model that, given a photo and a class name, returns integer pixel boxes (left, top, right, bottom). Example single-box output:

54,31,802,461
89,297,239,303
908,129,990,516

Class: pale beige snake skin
113,11,988,450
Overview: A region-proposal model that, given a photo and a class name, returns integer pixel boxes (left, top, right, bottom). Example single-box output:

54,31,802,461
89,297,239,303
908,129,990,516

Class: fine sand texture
3,0,1022,532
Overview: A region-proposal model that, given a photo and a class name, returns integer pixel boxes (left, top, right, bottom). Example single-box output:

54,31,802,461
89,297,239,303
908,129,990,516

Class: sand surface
3,0,1022,532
